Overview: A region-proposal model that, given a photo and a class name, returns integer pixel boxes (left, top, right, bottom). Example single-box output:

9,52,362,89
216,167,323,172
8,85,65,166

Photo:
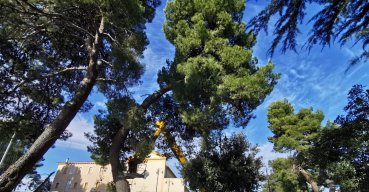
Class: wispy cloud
257,142,289,169
94,101,106,109
55,115,94,150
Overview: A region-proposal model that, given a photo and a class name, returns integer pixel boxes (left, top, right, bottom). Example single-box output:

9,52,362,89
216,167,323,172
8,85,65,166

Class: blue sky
36,0,369,179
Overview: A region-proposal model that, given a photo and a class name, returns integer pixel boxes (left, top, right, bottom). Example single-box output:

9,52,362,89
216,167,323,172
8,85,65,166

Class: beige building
50,151,187,192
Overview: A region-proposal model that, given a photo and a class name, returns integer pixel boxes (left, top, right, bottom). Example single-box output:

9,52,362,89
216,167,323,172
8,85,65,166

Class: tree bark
297,166,320,192
33,171,54,192
110,128,130,192
111,84,173,192
0,17,104,192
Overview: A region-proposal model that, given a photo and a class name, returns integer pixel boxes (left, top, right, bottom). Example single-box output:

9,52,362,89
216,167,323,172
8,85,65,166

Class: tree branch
99,59,113,67
43,67,87,77
296,165,320,192
103,32,118,43
18,0,94,37
140,83,174,110
96,78,118,83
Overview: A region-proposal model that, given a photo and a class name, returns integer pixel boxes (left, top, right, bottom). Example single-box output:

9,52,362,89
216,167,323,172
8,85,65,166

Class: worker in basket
128,155,139,173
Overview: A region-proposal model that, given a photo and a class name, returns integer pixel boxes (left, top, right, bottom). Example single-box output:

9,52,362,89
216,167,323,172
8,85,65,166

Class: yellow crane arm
154,121,187,166
155,121,206,192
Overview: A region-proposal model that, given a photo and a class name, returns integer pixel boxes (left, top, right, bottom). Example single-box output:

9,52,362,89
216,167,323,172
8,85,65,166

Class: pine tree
249,0,369,63
266,86,369,191
262,158,308,192
0,0,159,190
99,0,280,191
267,100,324,192
182,133,264,192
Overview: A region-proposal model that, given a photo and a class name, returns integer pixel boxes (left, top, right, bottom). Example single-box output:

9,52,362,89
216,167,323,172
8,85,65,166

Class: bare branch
96,78,118,83
43,67,87,77
99,59,113,67
103,32,117,43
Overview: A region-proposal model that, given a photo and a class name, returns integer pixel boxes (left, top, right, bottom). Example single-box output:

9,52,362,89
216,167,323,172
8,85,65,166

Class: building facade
50,151,187,192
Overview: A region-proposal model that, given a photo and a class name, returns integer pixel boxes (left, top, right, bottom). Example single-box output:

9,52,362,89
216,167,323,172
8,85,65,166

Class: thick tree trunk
297,166,320,192
0,17,104,192
111,84,173,192
110,128,130,192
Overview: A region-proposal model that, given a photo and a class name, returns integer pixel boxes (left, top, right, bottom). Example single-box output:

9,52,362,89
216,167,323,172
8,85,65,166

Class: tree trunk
33,171,54,192
110,128,130,192
0,17,104,192
110,84,173,192
297,166,320,192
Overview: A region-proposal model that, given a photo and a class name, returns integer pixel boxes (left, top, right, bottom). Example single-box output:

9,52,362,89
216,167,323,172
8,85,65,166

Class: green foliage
182,133,263,192
312,85,369,191
326,160,359,191
266,85,369,191
0,0,159,142
86,97,153,165
0,1,159,185
147,94,200,157
249,0,369,62
267,100,324,153
90,1,279,189
25,172,52,192
263,158,307,192
161,0,280,130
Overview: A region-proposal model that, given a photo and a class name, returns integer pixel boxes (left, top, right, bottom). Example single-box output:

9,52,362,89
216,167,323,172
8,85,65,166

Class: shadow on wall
52,164,108,192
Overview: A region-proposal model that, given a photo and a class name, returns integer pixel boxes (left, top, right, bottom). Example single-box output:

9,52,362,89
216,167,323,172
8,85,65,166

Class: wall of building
51,162,112,192
50,151,186,192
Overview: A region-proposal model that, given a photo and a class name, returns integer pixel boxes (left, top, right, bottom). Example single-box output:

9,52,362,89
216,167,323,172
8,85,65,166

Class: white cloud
55,115,94,150
94,101,106,109
257,142,289,169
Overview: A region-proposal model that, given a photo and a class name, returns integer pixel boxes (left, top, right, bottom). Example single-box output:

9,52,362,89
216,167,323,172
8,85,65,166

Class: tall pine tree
94,0,280,191
0,0,159,191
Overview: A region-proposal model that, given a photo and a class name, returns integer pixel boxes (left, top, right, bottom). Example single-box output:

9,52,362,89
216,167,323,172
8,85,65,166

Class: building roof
57,151,166,165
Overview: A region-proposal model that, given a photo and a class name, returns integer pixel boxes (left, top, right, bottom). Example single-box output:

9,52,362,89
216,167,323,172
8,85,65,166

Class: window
73,182,78,189
55,183,59,189
68,166,77,174
99,167,106,174
88,167,93,173
66,179,72,189
84,182,88,189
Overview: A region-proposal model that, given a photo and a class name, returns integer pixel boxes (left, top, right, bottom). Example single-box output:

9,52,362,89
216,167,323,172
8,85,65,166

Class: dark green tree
92,0,280,191
86,96,153,166
262,158,308,192
266,85,369,192
267,100,324,192
267,100,323,153
0,0,159,190
182,133,264,192
249,0,369,62
311,85,369,191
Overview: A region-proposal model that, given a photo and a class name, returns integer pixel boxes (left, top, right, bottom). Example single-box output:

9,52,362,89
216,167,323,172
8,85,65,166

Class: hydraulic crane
154,120,187,166
153,121,206,192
